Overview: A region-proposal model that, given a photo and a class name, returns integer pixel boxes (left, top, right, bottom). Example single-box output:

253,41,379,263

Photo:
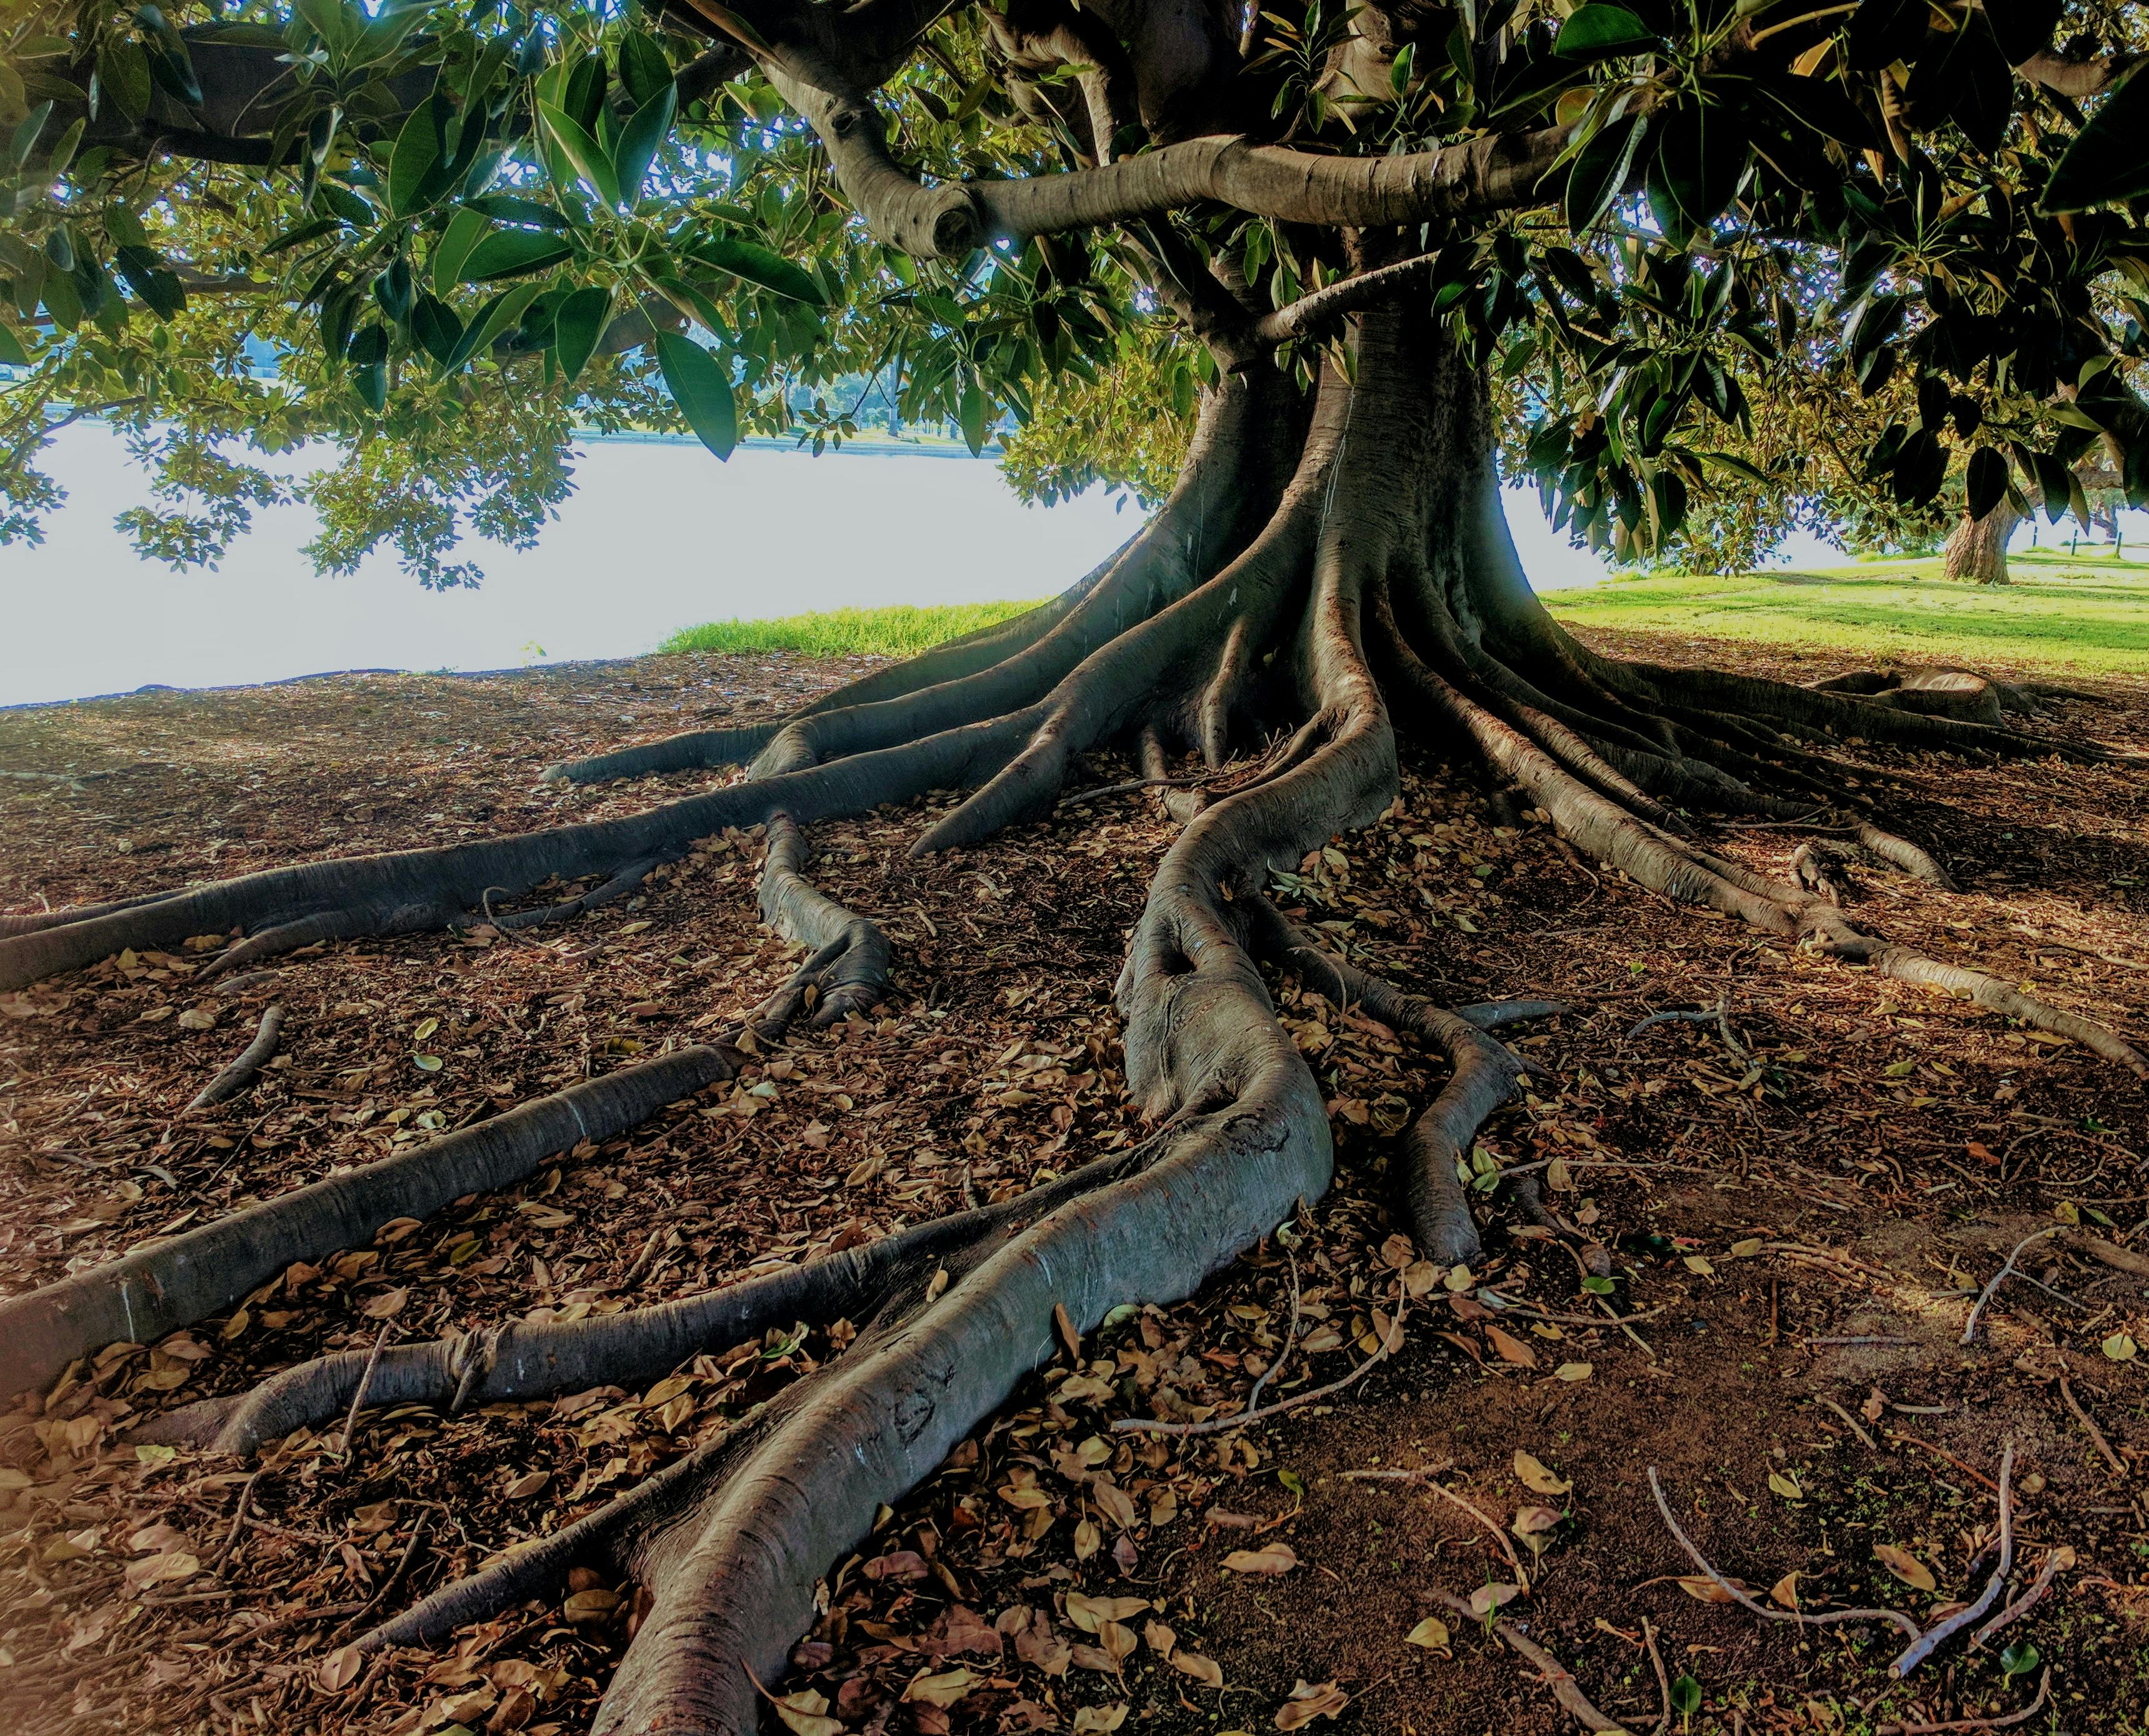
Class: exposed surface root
1,1045,736,1402
188,1001,283,1110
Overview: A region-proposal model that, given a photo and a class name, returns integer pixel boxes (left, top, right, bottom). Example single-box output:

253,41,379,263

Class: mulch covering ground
1,630,2145,1736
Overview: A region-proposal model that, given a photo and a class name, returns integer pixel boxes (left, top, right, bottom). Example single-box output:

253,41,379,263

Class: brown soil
2,631,2145,1736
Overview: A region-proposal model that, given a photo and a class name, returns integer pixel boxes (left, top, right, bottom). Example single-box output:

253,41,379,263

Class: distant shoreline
577,429,1002,459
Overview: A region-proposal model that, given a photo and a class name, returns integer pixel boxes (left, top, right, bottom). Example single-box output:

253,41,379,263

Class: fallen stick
1646,1467,1920,1642
1345,1467,1528,1582
2057,1377,2126,1476
1890,1442,2013,1675
1428,1586,1627,1733
1875,1667,2050,1735
1960,1227,2063,1345
189,1003,284,1109
1116,1290,1405,1437
1972,1547,2071,1647
337,1323,392,1458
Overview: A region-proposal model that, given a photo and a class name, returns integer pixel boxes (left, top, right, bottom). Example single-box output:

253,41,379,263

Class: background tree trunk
1943,499,2019,585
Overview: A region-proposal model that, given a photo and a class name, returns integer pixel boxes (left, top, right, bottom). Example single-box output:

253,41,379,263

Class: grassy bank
661,600,1046,659
1549,549,2149,675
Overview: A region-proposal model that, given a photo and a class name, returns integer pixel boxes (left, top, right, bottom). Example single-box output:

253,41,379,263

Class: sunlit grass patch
1550,555,2149,675
660,600,1047,660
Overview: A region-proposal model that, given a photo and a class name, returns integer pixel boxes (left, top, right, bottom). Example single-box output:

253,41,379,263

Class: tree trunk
3,297,2139,1736
1943,499,2018,584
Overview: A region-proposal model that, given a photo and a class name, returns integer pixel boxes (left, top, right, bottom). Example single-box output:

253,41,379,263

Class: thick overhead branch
1253,251,1440,345
768,78,1571,260
2015,48,2141,98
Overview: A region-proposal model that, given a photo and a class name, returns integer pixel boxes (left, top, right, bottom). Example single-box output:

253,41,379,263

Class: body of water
0,423,1623,707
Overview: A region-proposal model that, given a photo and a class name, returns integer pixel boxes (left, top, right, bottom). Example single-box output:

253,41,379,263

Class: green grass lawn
1549,549,2149,675
661,600,1047,659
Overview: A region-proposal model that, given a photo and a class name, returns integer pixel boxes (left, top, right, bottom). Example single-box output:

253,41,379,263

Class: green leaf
0,320,31,366
448,280,544,368
114,244,184,318
464,195,571,231
388,101,443,218
1998,1642,2038,1681
686,233,826,306
617,30,674,107
1555,4,1661,61
1647,103,1748,243
553,284,612,386
410,294,464,367
8,101,53,171
1670,1676,1702,1717
432,207,491,294
96,39,153,123
2041,66,2149,211
1565,114,1643,233
958,380,989,454
654,330,736,459
1965,447,2008,521
459,228,574,283
1911,12,2011,156
138,5,203,106
353,1,433,71
538,101,621,208
1846,0,1928,73
1983,0,2061,67
317,182,377,228
614,84,676,206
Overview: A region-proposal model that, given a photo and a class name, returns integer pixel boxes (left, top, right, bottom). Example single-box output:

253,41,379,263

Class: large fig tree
3,3,2148,1730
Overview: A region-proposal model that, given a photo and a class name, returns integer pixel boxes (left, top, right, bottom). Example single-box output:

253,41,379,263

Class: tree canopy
1,0,2146,583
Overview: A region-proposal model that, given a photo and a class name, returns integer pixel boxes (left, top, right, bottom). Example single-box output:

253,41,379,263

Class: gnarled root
4,822,897,1403
1241,891,1552,1264
0,1045,735,1403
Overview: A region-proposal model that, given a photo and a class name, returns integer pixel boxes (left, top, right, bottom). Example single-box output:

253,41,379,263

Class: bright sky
0,423,1623,707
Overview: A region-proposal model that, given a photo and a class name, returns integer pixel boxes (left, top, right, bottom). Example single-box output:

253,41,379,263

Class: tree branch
1253,251,1440,344
2015,49,2141,99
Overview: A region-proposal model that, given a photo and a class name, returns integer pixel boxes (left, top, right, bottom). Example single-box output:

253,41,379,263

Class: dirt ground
1,629,2145,1736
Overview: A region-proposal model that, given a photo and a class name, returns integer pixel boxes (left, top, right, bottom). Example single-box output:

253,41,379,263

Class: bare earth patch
2,633,2145,1736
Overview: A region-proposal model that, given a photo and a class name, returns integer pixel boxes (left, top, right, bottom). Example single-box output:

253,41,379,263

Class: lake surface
2,423,1611,707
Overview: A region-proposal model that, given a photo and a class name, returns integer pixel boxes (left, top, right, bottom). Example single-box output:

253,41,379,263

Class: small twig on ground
2057,1377,2126,1476
1345,1467,1528,1582
1805,1335,1914,1347
1891,1442,2014,1675
334,1510,434,1642
1646,1467,1921,1641
619,1227,666,1289
1116,1290,1405,1437
1243,1251,1301,1415
1972,1547,2072,1647
1815,1395,1880,1453
1427,1587,1627,1733
1642,1619,1671,1736
188,1003,284,1110
338,1323,392,1458
1625,994,1746,1061
1961,1228,2062,1345
1478,1290,1667,1328
210,1466,265,1569
1888,1432,2002,1493
1874,1667,2050,1735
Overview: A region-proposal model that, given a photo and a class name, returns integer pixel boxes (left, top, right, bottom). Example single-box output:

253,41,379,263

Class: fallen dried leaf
1514,1451,1571,1495
1274,1678,1348,1730
1873,1543,1936,1592
1222,1542,1300,1575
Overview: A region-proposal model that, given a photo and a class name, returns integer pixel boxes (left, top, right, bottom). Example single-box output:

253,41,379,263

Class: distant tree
4,6,2148,1730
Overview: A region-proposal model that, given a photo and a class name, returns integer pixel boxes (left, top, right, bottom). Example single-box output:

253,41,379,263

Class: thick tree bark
1944,499,2018,585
